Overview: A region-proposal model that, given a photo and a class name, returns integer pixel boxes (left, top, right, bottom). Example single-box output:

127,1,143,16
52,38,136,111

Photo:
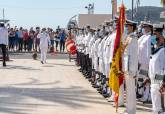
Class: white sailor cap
91,28,96,31
86,24,90,28
142,21,153,28
104,20,113,26
0,22,4,24
125,20,138,26
0,22,5,26
112,15,119,22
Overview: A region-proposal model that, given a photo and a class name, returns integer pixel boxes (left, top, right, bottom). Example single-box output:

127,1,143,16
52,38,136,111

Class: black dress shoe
97,88,101,92
41,61,44,64
103,93,110,98
85,72,89,76
92,85,99,88
78,68,82,72
3,62,6,67
82,71,87,75
88,78,92,82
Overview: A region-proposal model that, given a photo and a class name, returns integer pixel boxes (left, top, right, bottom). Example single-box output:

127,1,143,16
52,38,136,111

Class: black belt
139,69,148,76
138,78,143,82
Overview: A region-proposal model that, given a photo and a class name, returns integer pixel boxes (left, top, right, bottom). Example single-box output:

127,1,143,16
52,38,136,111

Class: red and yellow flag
109,3,126,111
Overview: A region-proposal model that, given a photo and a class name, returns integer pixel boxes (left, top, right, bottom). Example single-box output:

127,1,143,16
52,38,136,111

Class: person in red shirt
23,29,29,52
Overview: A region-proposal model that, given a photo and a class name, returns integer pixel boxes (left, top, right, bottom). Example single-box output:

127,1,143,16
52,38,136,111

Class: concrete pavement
0,53,152,114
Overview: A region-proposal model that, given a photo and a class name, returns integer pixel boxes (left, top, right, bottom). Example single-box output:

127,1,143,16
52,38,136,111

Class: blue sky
0,0,162,29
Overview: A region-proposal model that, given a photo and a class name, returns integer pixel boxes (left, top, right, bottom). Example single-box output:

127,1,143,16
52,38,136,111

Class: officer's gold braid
121,36,131,53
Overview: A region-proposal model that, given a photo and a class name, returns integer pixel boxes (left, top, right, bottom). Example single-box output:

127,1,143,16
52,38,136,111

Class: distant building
0,19,10,24
78,14,112,28
160,11,165,25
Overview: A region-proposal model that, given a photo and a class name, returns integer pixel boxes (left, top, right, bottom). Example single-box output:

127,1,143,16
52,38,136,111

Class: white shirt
0,27,8,45
123,33,138,77
94,38,101,58
149,47,165,84
108,32,117,64
138,32,152,65
75,35,83,51
84,33,92,55
104,32,116,64
88,35,96,58
37,32,50,48
98,36,108,60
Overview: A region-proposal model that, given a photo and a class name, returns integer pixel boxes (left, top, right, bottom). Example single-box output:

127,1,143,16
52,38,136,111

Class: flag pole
112,0,114,19
116,93,119,113
132,0,134,20
3,8,5,22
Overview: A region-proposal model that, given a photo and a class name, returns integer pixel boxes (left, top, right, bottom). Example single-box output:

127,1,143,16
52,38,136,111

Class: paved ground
0,53,152,114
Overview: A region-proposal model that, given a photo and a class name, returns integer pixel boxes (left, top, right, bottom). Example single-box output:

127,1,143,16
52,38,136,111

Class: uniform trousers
151,84,165,114
40,46,48,63
0,44,7,64
125,74,136,114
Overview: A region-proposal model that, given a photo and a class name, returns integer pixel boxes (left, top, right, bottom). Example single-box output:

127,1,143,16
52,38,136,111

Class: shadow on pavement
46,63,75,67
9,52,70,60
0,65,41,71
0,85,108,114
12,78,61,86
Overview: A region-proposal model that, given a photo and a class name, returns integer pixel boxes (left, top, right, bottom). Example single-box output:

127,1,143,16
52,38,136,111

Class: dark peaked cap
153,24,163,33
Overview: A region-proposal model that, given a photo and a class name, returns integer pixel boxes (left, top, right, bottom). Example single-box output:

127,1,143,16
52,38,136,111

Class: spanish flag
109,3,125,111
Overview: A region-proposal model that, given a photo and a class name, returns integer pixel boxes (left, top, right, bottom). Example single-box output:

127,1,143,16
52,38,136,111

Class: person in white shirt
0,22,8,67
149,24,165,114
37,28,50,64
138,22,153,102
122,20,138,114
92,31,102,88
83,26,92,76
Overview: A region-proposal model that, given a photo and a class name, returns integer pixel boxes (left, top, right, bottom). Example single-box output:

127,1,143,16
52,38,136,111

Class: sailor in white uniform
87,28,97,78
97,26,109,92
149,24,165,114
82,26,92,76
138,22,153,102
37,28,50,64
122,20,138,114
92,29,102,88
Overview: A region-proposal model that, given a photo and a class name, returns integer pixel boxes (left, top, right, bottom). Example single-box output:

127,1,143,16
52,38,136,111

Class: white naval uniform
102,33,114,94
37,32,50,63
0,27,8,45
93,38,101,72
81,35,86,54
138,32,152,101
105,32,116,101
98,36,108,75
84,33,92,55
104,32,116,79
93,38,102,86
91,37,96,68
76,35,84,52
123,33,138,114
149,47,165,114
88,35,96,71
88,35,96,59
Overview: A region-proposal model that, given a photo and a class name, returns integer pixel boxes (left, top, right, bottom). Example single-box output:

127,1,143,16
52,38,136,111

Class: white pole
3,8,5,22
